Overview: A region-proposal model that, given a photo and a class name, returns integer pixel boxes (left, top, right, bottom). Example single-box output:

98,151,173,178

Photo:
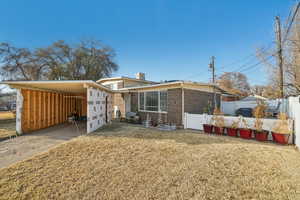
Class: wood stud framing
20,89,87,133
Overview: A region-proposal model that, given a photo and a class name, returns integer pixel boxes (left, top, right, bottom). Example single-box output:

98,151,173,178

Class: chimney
135,72,145,80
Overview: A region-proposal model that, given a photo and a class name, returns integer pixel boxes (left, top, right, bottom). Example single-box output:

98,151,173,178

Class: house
2,73,229,134
96,72,156,89
99,73,227,127
0,92,16,110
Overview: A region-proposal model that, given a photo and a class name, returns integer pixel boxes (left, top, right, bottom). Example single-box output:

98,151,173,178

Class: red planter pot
227,128,238,137
214,127,225,135
254,130,269,141
203,124,213,133
239,129,252,139
272,132,290,145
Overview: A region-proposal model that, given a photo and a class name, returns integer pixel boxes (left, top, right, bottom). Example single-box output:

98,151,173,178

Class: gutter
1,80,114,93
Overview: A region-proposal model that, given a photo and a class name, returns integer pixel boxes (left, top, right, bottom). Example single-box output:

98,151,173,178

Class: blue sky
0,0,295,85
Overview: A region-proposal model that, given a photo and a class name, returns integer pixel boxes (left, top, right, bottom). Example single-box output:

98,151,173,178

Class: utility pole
275,16,284,98
209,56,215,84
209,56,217,109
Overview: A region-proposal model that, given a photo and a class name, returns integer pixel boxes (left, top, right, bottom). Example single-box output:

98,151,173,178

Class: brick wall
167,88,183,125
184,89,221,115
130,89,183,126
113,93,125,118
127,89,221,126
130,92,138,112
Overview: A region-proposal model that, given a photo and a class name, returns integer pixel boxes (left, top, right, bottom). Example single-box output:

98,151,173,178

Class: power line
218,42,274,73
283,2,300,42
183,2,297,83
238,55,274,73
218,53,256,70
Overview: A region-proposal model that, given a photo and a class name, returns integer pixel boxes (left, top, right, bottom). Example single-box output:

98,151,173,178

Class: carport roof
1,80,113,93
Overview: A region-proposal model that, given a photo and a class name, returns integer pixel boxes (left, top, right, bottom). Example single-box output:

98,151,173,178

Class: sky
0,0,296,85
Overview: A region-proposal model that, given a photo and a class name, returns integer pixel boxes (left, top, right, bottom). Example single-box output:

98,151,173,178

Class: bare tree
217,72,250,96
0,39,118,81
256,3,300,97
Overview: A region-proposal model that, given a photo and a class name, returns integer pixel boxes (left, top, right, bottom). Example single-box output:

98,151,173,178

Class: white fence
184,113,294,144
221,99,285,116
288,97,300,148
218,96,300,148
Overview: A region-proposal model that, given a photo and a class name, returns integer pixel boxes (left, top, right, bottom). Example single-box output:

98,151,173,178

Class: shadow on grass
91,122,285,147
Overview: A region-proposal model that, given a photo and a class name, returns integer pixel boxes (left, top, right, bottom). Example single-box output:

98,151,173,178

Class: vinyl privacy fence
183,113,294,144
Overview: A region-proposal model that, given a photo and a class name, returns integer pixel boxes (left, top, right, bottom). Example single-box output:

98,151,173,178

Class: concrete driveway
0,122,86,169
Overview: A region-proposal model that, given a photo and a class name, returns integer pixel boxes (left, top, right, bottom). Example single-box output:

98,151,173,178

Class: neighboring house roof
117,80,229,94
241,95,267,101
96,76,156,84
1,80,113,93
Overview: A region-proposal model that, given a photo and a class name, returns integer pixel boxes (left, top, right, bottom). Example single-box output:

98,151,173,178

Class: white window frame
138,90,168,113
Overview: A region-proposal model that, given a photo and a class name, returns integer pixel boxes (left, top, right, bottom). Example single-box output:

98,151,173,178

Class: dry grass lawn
0,122,300,200
0,119,16,140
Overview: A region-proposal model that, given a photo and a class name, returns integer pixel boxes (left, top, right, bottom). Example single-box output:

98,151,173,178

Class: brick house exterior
97,74,229,127
126,83,223,127
112,93,126,118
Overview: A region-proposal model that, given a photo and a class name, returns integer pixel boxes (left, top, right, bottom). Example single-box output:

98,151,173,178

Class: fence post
184,113,187,129
292,96,300,149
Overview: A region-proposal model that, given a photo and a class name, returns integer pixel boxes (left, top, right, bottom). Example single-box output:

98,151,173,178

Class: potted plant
212,108,225,135
202,101,214,133
227,119,240,137
239,117,252,139
203,123,213,134
272,113,292,145
253,101,269,141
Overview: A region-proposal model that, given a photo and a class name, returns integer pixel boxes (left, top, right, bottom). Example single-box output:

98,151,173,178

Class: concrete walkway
0,122,86,169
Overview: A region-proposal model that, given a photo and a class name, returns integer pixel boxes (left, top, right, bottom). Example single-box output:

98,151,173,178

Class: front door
124,93,131,114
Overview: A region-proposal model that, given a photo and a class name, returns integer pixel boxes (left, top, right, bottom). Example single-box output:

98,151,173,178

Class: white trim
182,86,222,94
97,76,156,84
139,110,168,114
119,81,182,91
101,80,123,84
1,80,113,93
117,81,225,93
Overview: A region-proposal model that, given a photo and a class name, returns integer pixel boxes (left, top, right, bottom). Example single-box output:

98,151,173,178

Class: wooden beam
55,93,58,124
43,92,47,128
58,94,61,123
33,90,37,130
47,92,50,127
21,89,28,132
38,91,42,129
52,93,54,125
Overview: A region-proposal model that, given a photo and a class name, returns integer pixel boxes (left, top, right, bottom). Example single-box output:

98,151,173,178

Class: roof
241,95,267,101
0,80,113,93
96,76,156,84
117,81,228,94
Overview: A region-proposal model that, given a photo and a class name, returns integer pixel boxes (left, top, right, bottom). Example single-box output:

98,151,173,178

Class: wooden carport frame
2,80,113,134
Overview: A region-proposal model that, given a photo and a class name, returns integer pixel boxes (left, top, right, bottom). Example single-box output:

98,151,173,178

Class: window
139,91,167,112
146,91,158,111
160,91,167,112
139,93,145,110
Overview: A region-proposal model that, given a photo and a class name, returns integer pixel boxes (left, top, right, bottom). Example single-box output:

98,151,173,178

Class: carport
2,80,113,134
